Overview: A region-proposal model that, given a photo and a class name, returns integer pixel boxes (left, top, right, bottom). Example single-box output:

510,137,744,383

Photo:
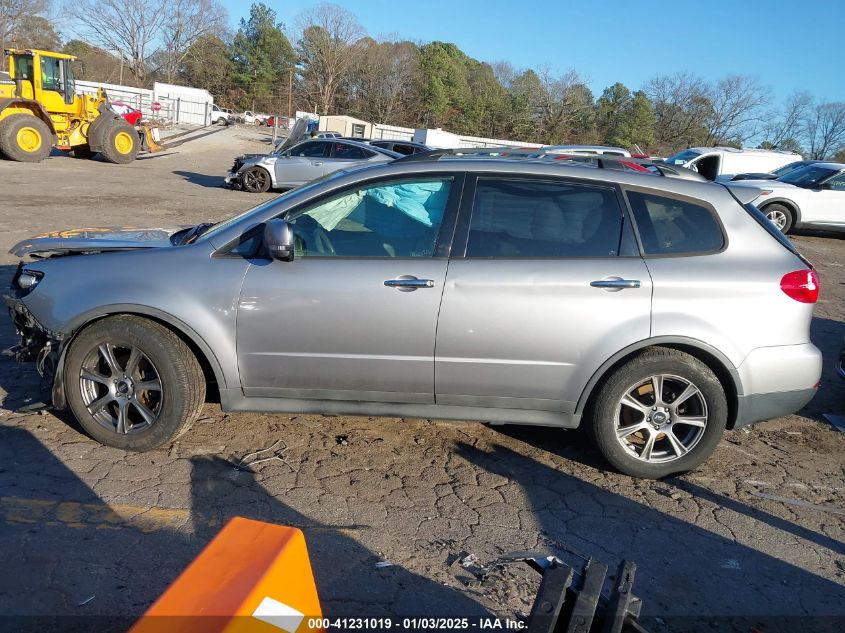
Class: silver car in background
5,154,822,478
225,137,400,193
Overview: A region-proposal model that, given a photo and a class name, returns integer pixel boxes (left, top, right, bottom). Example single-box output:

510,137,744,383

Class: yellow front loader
0,48,139,163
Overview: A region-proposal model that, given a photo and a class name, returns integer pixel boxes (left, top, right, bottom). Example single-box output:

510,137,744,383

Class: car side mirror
264,219,294,261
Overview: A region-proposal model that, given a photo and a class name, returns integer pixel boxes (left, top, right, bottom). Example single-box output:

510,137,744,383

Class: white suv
732,162,845,233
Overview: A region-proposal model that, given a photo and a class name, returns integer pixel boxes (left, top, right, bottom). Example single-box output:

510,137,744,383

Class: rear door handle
311,161,322,166
384,276,435,291
590,278,641,289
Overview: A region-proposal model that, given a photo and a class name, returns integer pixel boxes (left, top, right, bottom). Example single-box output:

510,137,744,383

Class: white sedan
733,162,845,233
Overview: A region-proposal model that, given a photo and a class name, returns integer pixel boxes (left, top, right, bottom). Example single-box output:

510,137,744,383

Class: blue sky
232,0,843,104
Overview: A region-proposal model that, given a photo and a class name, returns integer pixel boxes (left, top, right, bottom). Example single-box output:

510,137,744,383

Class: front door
237,174,461,403
275,141,328,186
435,176,652,412
812,171,845,226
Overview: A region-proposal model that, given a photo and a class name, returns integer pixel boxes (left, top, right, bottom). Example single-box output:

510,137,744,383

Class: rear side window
626,191,724,255
332,143,366,159
466,179,623,257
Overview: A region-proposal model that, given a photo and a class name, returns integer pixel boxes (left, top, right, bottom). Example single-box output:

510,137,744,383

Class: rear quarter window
626,190,724,255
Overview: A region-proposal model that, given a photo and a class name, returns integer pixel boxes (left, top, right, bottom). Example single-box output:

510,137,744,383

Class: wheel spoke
131,400,156,426
617,422,649,440
650,375,664,406
98,343,122,376
88,393,113,414
620,394,649,417
116,401,129,434
640,432,657,461
666,429,689,457
81,369,110,385
135,378,161,392
673,383,700,408
675,415,707,428
124,347,142,376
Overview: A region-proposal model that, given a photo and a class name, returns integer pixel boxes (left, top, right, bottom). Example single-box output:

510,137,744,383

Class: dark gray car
225,138,400,193
5,155,822,478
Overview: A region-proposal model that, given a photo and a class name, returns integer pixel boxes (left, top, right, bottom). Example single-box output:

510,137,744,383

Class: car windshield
199,171,350,241
772,161,807,177
777,165,839,187
663,149,701,165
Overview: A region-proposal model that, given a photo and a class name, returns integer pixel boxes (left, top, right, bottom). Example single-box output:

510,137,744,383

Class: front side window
466,179,623,257
290,141,327,158
822,171,845,191
287,177,452,257
627,190,724,255
40,56,61,92
778,165,838,187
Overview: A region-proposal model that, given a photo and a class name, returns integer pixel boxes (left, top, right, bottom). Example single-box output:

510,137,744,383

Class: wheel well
68,313,220,403
581,343,739,429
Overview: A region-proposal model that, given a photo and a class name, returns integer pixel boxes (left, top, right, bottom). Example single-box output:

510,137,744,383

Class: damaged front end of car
3,263,65,408
224,154,276,191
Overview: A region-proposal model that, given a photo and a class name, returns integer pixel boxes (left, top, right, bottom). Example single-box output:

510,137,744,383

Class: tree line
3,0,844,159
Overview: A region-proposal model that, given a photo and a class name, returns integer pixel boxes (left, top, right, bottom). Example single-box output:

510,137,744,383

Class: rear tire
241,166,272,192
99,119,139,164
0,114,52,162
762,203,793,234
586,347,727,478
64,316,206,451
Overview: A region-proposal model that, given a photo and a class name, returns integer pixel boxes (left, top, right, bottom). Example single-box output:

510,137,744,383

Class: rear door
434,175,652,413
323,142,373,176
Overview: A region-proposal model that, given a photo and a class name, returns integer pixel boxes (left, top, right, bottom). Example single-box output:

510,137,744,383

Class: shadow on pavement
0,426,489,632
455,439,845,633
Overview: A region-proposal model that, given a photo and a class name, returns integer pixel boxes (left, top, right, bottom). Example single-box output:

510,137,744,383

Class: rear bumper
734,388,817,428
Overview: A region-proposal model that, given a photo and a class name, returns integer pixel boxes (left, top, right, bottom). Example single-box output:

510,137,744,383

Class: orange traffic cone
130,517,323,633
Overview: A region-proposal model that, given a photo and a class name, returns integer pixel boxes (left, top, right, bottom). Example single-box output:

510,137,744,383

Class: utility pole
287,68,293,121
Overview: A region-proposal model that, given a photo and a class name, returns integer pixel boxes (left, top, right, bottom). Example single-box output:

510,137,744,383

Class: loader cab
7,49,77,109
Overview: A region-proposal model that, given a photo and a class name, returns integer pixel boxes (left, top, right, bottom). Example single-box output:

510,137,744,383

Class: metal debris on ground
335,435,349,446
77,595,95,606
230,439,296,473
749,491,845,516
374,561,394,569
460,553,480,568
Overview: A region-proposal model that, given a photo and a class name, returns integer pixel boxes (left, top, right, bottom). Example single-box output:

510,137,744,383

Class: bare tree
645,73,711,150
65,0,168,85
296,3,364,114
761,90,813,151
155,0,227,84
1,0,48,60
804,101,845,159
348,39,419,125
703,75,770,145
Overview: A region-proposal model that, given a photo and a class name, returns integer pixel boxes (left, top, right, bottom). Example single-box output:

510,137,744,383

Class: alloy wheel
614,373,708,463
79,342,163,434
766,208,788,231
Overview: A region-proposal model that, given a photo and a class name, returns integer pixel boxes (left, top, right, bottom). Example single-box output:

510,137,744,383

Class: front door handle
590,278,641,290
384,276,435,291
311,161,323,166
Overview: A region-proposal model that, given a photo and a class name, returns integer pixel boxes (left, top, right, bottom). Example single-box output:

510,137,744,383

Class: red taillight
780,269,819,303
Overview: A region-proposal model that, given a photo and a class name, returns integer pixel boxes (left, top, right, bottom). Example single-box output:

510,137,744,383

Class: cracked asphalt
0,128,843,632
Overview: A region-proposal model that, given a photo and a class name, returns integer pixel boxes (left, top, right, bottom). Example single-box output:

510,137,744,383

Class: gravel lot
1,128,843,632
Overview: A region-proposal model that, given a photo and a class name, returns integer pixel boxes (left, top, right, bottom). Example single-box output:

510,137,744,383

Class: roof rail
392,147,703,179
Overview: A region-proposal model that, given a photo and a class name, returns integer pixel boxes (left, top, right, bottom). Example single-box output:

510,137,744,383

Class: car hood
10,226,184,257
729,179,798,190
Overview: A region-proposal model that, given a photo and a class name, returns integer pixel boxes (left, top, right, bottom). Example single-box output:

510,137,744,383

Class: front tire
586,348,727,478
762,203,793,234
99,119,140,164
64,316,205,451
241,166,272,192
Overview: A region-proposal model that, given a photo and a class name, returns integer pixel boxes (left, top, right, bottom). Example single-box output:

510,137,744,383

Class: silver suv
5,155,822,478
